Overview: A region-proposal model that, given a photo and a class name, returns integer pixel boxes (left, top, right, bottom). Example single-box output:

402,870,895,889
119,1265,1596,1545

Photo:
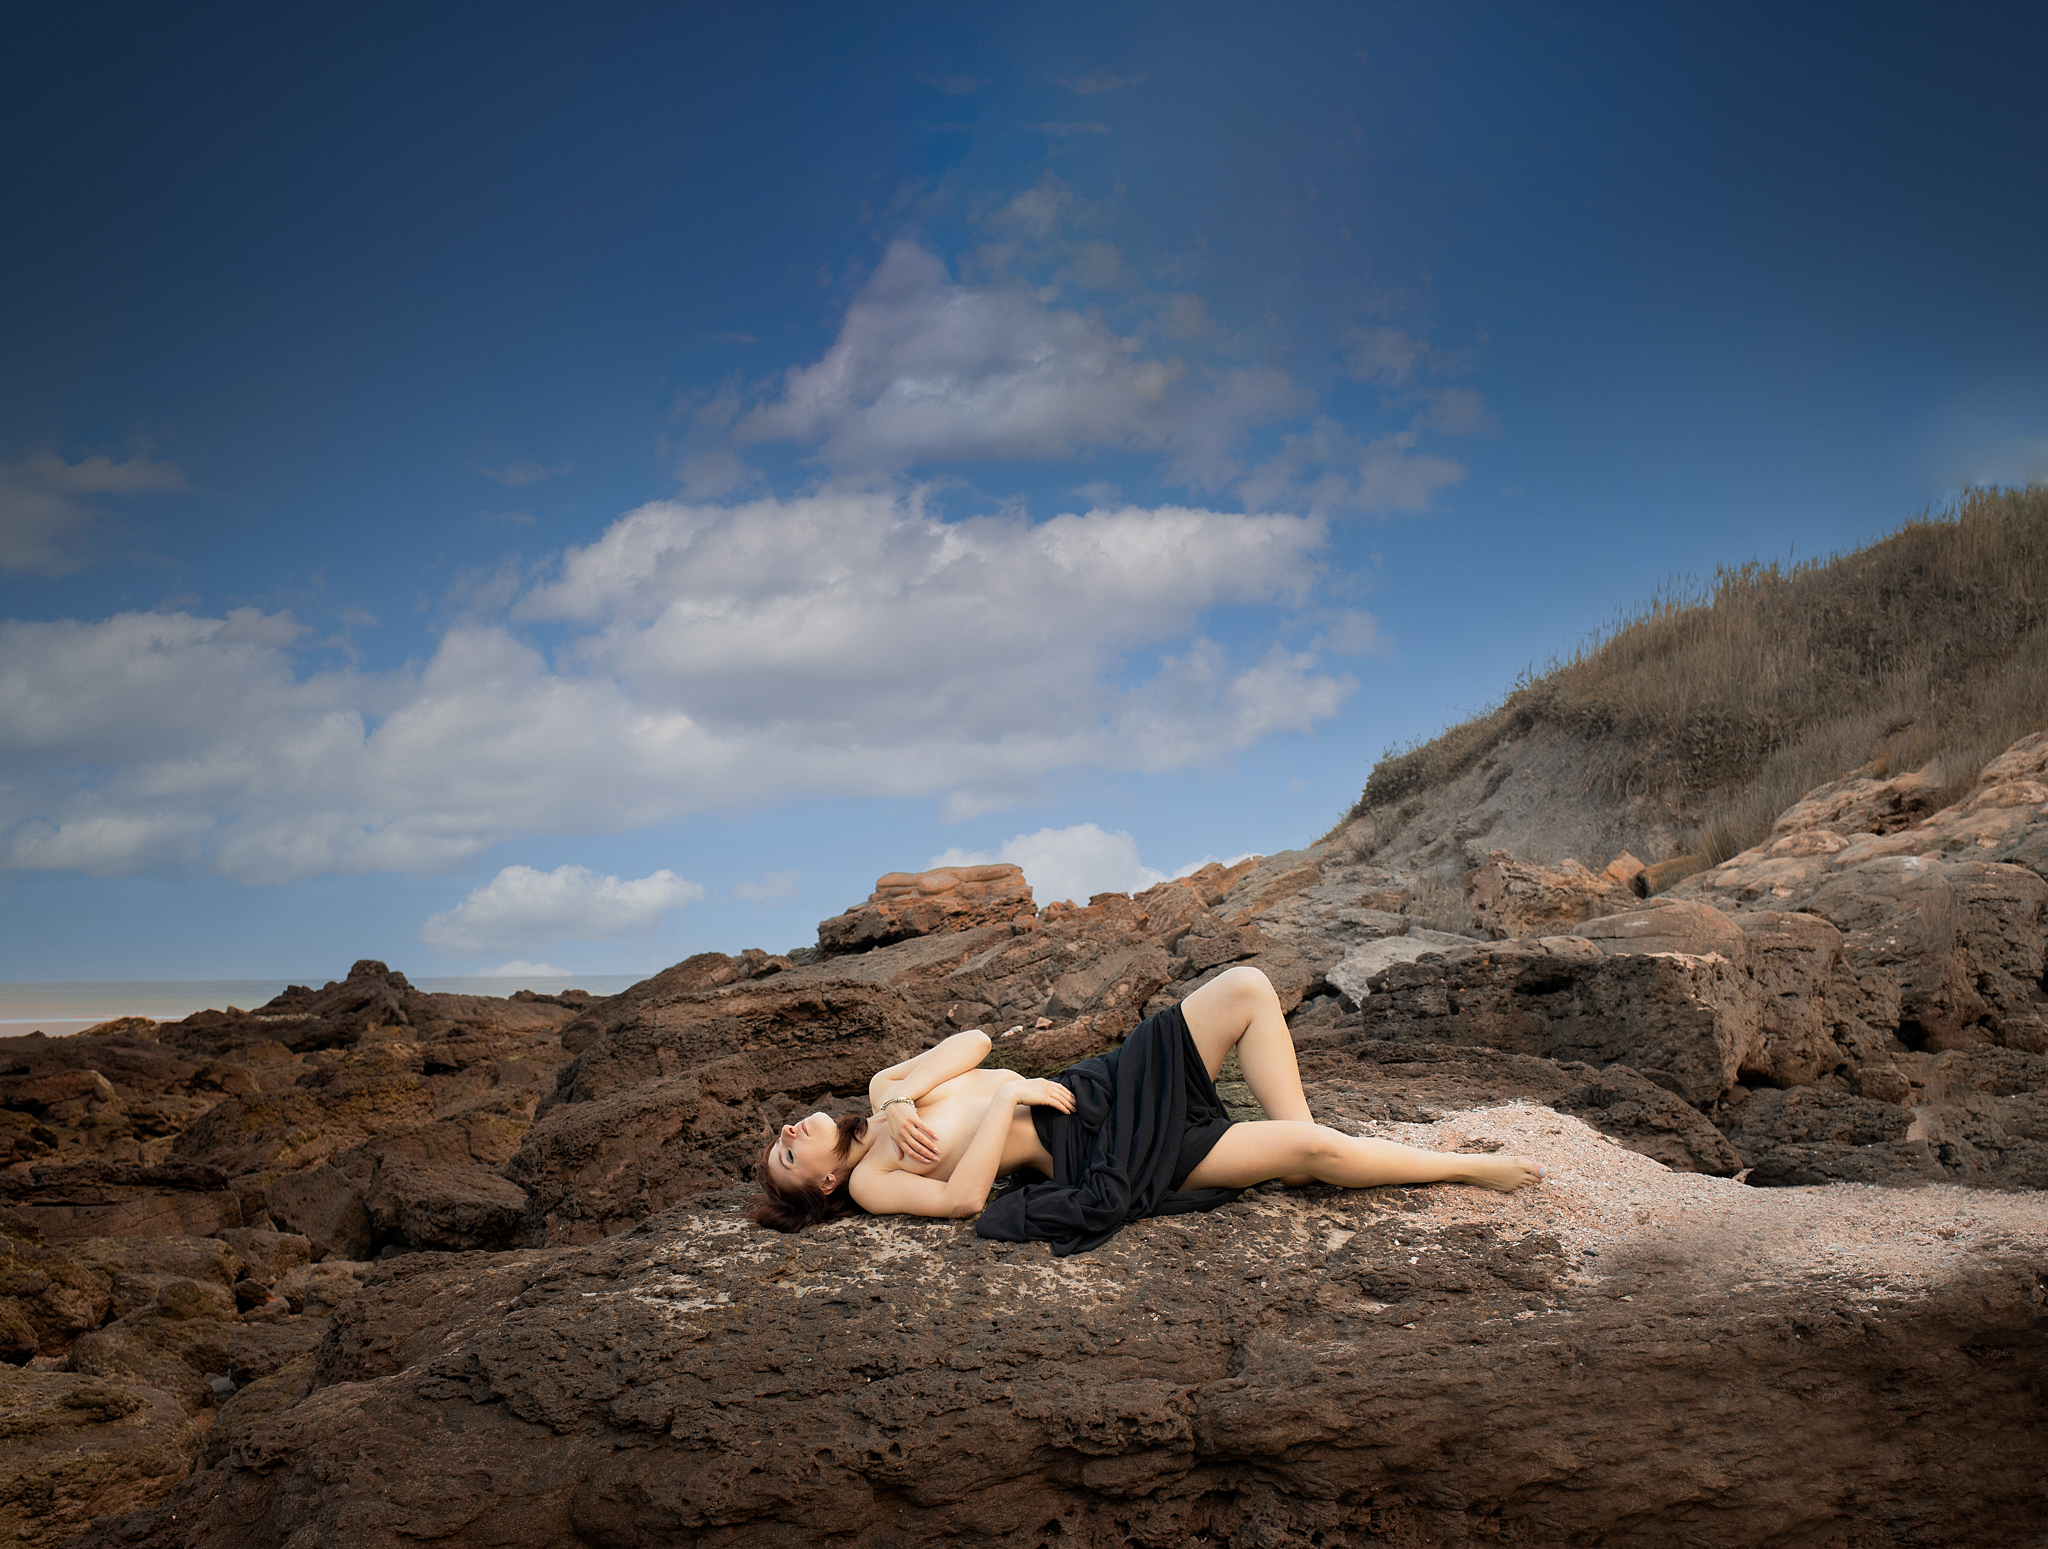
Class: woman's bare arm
868,1029,992,1110
851,1078,1073,1219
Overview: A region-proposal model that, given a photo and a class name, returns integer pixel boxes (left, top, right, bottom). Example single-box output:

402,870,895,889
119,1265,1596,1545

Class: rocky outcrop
1463,849,1643,938
0,968,603,1540
818,864,1037,954
65,1104,2048,1549
0,1367,200,1549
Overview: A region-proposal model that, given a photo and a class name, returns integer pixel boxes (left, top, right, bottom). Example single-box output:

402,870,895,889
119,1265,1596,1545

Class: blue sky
4,1,2046,982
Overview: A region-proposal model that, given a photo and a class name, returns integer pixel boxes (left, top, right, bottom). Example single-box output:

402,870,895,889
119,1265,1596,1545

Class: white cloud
420,864,705,956
0,491,1351,881
930,822,1168,907
1237,418,1465,518
0,453,185,574
482,960,566,979
735,870,801,903
736,240,1300,475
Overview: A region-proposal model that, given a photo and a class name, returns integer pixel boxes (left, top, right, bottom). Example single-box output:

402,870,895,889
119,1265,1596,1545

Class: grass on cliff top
1349,484,2048,863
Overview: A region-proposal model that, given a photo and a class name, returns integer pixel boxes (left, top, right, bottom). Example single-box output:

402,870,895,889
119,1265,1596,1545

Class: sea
0,974,649,1038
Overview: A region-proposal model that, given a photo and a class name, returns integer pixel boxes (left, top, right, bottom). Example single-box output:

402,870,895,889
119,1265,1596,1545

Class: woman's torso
855,1066,1055,1183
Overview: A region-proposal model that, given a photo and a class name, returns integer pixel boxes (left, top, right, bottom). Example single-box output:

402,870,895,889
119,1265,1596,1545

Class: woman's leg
1178,965,1314,1122
1180,1120,1545,1193
1178,964,1317,1182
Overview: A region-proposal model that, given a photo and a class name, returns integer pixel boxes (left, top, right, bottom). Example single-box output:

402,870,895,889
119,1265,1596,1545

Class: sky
4,1,2046,984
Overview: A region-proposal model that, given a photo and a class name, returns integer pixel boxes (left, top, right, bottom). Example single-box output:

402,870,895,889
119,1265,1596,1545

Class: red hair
745,1112,868,1233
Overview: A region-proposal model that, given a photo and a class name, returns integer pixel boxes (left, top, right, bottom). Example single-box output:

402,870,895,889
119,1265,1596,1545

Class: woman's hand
1005,1078,1076,1113
879,1101,942,1166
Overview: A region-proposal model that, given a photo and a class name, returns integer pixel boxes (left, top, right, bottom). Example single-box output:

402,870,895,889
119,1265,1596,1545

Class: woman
749,965,1543,1255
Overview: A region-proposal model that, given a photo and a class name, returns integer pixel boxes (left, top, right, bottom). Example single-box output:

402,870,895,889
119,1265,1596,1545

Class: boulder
60,1236,242,1322
274,1260,374,1318
1358,937,1759,1105
1462,849,1640,939
266,1116,534,1260
0,1226,112,1363
66,1280,327,1421
1294,1035,1741,1175
0,1368,200,1549
0,1161,245,1242
1323,930,1477,1007
818,865,1036,955
214,1229,311,1290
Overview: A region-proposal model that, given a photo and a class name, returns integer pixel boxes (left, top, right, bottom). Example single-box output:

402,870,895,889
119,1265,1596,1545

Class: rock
1463,849,1639,939
59,1237,242,1322
1719,1087,1941,1187
1324,930,1478,1006
214,1229,311,1290
0,1367,200,1549
0,1226,112,1363
66,1280,326,1421
0,1161,245,1242
1294,1034,1742,1175
68,1109,2048,1549
1768,767,1945,840
274,1260,374,1318
509,978,932,1245
1575,896,1746,958
817,865,1036,955
1358,937,1759,1105
266,1115,532,1261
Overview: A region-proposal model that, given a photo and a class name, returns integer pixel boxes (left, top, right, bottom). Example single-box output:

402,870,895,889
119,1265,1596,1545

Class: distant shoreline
0,974,647,1037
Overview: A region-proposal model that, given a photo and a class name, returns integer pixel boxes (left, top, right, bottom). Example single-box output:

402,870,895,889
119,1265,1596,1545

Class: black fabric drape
975,1003,1243,1256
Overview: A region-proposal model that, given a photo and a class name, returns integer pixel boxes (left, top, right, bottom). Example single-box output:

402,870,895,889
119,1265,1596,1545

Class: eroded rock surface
67,1106,2048,1549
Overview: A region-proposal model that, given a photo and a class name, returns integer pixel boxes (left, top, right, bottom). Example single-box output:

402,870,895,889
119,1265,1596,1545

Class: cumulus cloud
0,453,185,573
737,240,1300,476
0,492,1351,881
930,822,1168,907
420,864,705,957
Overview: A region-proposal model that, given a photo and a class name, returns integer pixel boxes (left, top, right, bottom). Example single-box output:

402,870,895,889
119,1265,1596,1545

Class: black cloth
974,1002,1242,1256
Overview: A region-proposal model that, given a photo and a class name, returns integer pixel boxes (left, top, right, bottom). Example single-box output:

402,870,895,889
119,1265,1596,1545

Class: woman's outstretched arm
851,1078,1074,1218
868,1028,992,1109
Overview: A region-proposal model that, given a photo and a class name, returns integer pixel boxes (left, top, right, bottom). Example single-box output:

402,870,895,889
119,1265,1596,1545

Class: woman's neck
841,1125,879,1169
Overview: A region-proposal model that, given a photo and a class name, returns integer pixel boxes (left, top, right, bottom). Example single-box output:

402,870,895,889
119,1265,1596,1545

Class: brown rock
1463,849,1639,939
0,1162,245,1243
214,1229,311,1290
1358,937,1757,1105
60,1236,241,1322
266,1117,532,1260
509,978,931,1244
1576,897,1746,958
818,864,1036,954
0,1227,112,1362
0,1368,200,1549
67,1285,325,1420
68,1119,2048,1549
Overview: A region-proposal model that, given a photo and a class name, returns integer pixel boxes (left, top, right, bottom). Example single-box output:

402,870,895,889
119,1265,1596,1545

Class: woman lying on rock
748,965,1544,1256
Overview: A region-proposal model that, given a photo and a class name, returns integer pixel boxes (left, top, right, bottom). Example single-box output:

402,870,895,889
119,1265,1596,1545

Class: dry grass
1348,486,2048,860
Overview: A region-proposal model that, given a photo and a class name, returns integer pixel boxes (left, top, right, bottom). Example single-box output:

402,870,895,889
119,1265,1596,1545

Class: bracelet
878,1097,914,1112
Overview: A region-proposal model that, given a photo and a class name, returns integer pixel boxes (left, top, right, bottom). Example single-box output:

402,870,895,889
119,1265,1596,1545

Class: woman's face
767,1111,841,1192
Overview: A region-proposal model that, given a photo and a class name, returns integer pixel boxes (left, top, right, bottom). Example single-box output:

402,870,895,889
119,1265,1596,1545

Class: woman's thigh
1178,965,1271,1077
1177,1120,1324,1190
